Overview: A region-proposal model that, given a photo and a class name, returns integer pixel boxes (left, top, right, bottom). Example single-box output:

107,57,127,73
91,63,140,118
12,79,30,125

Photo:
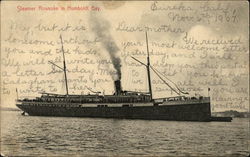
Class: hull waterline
16,102,212,122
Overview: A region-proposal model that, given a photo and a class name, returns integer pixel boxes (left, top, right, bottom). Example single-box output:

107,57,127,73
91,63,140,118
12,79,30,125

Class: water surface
1,111,249,156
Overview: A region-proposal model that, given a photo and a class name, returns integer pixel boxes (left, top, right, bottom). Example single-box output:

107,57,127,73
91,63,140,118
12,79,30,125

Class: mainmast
131,33,189,100
60,35,69,96
145,32,153,100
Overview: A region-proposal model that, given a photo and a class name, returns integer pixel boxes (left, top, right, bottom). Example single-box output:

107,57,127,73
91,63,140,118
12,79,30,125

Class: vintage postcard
1,1,249,156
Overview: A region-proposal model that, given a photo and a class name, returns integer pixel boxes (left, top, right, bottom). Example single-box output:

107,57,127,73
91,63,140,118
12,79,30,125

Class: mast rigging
60,35,69,95
145,31,153,101
131,32,189,97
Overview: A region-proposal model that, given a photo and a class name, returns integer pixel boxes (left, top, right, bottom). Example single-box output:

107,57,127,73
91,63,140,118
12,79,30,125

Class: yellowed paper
1,1,249,156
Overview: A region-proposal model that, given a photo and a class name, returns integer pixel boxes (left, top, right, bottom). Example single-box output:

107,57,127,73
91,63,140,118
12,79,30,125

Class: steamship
16,33,216,122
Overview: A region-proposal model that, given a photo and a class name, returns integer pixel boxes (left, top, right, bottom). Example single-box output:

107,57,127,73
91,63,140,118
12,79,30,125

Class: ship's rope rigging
150,66,189,95
150,66,180,95
85,85,101,94
131,56,189,96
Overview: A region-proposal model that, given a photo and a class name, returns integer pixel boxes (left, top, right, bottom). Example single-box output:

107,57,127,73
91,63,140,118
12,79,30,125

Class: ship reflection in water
16,32,231,122
0,111,248,156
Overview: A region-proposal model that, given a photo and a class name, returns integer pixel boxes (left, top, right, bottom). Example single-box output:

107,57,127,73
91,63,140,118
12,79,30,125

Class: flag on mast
16,88,18,101
208,87,210,97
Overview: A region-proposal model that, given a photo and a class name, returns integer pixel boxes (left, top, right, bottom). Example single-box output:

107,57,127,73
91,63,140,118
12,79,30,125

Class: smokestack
114,80,122,95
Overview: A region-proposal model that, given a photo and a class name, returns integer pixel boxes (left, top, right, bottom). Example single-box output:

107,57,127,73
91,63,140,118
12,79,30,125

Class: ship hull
16,102,211,122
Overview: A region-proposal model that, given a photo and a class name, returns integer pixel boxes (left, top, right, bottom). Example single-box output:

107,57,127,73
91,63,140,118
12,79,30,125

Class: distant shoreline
0,107,21,111
212,110,249,118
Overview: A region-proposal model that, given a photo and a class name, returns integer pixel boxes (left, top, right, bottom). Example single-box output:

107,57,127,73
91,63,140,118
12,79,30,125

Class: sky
1,1,249,112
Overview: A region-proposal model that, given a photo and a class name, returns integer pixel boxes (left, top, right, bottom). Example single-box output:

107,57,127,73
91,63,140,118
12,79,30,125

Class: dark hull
17,103,212,122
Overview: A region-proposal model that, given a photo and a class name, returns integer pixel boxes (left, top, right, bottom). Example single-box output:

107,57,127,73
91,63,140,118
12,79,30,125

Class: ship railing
155,96,210,104
161,98,210,106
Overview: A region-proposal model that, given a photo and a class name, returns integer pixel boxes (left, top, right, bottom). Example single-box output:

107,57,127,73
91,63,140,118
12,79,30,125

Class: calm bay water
1,110,249,156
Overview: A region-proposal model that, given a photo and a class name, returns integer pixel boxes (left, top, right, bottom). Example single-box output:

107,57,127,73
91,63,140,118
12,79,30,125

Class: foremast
48,35,69,96
145,32,153,101
60,35,69,96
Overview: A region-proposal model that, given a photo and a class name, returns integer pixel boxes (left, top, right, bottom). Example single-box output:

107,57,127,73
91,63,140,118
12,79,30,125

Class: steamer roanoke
16,32,232,122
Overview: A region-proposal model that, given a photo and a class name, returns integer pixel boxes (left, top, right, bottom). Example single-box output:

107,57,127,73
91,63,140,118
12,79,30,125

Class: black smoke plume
89,12,121,80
